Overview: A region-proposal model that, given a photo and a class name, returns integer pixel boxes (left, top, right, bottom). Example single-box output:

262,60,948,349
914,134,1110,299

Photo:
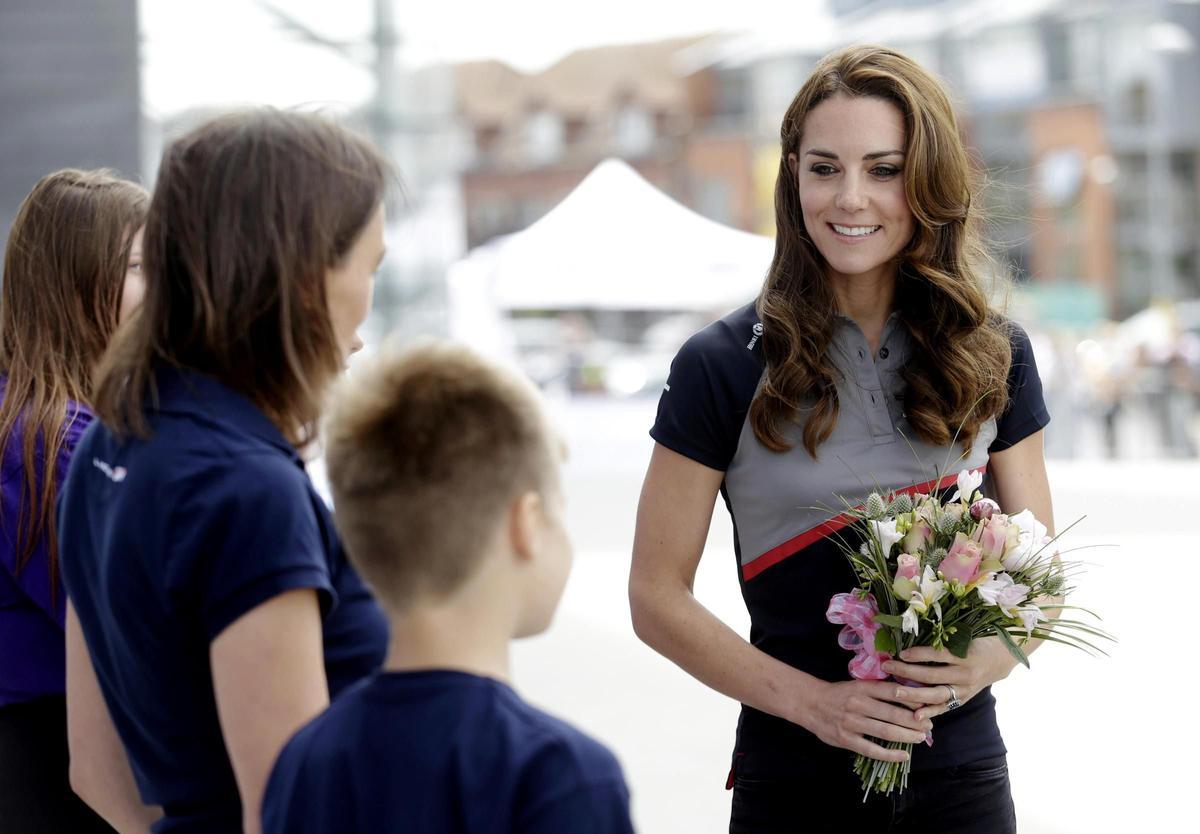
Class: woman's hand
882,637,1019,721
801,679,943,762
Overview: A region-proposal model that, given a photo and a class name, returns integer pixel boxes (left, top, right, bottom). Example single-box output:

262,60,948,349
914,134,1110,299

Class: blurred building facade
453,37,756,250
447,1,1198,322
0,0,140,252
706,0,1200,320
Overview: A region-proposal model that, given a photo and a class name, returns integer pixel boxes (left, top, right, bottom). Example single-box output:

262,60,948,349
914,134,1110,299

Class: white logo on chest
747,322,764,350
92,458,127,483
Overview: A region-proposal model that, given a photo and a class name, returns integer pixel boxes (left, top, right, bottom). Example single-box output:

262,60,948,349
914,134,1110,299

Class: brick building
454,37,756,251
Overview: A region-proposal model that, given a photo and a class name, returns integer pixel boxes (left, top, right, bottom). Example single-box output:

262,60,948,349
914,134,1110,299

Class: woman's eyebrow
803,149,905,160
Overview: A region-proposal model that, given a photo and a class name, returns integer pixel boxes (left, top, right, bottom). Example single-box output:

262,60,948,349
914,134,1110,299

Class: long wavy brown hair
751,44,1012,458
0,168,148,593
94,109,388,447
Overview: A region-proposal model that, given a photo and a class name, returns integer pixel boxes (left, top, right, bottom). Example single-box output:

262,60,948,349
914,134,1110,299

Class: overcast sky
140,0,825,115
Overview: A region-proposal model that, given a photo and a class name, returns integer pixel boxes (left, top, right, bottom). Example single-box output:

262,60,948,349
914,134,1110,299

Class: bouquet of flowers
825,467,1109,799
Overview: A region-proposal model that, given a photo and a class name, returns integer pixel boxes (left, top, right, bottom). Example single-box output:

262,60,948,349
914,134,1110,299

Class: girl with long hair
59,109,391,834
630,45,1053,832
0,168,147,832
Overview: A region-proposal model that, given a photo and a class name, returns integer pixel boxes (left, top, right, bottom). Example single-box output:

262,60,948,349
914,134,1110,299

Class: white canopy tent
448,158,774,328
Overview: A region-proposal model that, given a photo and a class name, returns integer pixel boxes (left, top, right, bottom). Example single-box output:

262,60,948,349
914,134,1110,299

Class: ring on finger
944,684,962,711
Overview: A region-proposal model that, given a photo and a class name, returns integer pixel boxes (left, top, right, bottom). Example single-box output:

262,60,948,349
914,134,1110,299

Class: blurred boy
262,341,636,834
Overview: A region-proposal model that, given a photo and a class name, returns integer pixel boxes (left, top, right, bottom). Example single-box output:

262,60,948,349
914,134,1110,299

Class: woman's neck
830,266,898,354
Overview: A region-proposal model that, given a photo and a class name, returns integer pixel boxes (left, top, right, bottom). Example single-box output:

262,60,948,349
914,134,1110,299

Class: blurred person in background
1164,341,1198,457
0,169,147,833
630,45,1056,833
58,110,390,834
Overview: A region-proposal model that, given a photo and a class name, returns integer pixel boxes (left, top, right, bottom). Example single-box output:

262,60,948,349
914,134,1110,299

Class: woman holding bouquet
630,45,1053,833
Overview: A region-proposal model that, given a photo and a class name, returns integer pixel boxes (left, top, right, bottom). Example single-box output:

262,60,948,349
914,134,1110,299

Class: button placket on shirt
836,321,896,444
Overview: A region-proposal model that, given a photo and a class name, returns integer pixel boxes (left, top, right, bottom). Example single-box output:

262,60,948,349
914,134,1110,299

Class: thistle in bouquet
825,468,1112,800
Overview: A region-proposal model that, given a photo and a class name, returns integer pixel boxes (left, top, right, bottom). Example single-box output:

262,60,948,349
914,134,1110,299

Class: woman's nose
835,180,868,213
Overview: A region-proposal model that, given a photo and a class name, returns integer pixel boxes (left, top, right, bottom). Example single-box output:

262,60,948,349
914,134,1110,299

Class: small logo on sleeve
93,458,127,483
747,322,764,350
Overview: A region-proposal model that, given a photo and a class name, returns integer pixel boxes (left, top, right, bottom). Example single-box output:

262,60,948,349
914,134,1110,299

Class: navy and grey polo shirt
59,369,388,833
651,301,1049,780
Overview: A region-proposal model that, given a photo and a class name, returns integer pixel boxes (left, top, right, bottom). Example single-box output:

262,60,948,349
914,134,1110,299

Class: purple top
0,377,93,707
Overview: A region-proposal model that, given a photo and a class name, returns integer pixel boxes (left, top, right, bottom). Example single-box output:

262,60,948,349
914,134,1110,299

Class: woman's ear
508,490,543,563
787,152,799,177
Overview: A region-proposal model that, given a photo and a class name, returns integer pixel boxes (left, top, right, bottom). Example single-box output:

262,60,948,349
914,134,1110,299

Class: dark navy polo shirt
58,369,388,833
651,302,1050,780
262,670,636,834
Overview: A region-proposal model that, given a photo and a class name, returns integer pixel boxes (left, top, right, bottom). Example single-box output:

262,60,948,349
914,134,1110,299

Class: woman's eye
872,166,901,178
128,261,142,272
810,164,837,176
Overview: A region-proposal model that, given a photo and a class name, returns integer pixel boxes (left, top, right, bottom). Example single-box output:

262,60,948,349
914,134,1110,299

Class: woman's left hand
883,637,1019,721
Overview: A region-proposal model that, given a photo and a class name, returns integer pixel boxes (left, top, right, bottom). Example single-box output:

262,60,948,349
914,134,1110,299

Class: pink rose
902,519,933,556
978,515,1010,562
939,532,984,586
892,553,921,599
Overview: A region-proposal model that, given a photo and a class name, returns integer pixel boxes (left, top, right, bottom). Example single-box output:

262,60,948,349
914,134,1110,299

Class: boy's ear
509,490,543,563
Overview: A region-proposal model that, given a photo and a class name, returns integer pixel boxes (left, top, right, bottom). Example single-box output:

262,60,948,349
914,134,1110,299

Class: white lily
948,468,984,504
1017,603,1047,635
1005,509,1050,571
975,572,1030,617
907,565,947,618
901,566,947,635
868,518,904,558
901,605,920,635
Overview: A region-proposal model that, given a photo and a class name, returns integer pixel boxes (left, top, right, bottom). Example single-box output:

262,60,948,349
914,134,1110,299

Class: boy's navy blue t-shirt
58,369,388,833
263,670,636,834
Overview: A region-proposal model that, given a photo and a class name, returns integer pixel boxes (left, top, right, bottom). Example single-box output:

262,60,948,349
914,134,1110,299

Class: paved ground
504,395,1196,833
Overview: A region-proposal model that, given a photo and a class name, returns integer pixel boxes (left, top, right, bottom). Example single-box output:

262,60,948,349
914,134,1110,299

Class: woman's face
118,226,145,325
326,204,386,363
788,93,914,287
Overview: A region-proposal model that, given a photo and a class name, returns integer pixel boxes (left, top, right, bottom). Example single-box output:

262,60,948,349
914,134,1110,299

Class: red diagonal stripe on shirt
741,469,981,581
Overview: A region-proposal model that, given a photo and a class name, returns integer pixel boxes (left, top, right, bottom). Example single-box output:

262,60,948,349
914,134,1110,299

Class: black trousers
730,755,1017,834
0,695,117,834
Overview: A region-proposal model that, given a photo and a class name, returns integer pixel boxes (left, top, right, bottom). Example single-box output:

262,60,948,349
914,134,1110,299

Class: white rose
1006,509,1050,571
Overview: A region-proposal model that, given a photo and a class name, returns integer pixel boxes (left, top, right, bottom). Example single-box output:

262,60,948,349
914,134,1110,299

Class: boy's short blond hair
324,340,557,609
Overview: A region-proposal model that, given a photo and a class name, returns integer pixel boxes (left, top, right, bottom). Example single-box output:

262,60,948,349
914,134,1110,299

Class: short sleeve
166,456,335,641
650,324,759,471
989,322,1051,453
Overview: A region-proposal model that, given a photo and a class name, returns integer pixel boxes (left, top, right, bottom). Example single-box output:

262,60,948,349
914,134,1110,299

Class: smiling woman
759,45,1011,459
631,44,1053,834
791,96,913,288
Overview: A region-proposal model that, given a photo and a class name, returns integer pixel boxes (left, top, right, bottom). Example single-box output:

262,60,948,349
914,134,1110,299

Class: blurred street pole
371,0,398,156
1147,0,1177,304
255,0,465,340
